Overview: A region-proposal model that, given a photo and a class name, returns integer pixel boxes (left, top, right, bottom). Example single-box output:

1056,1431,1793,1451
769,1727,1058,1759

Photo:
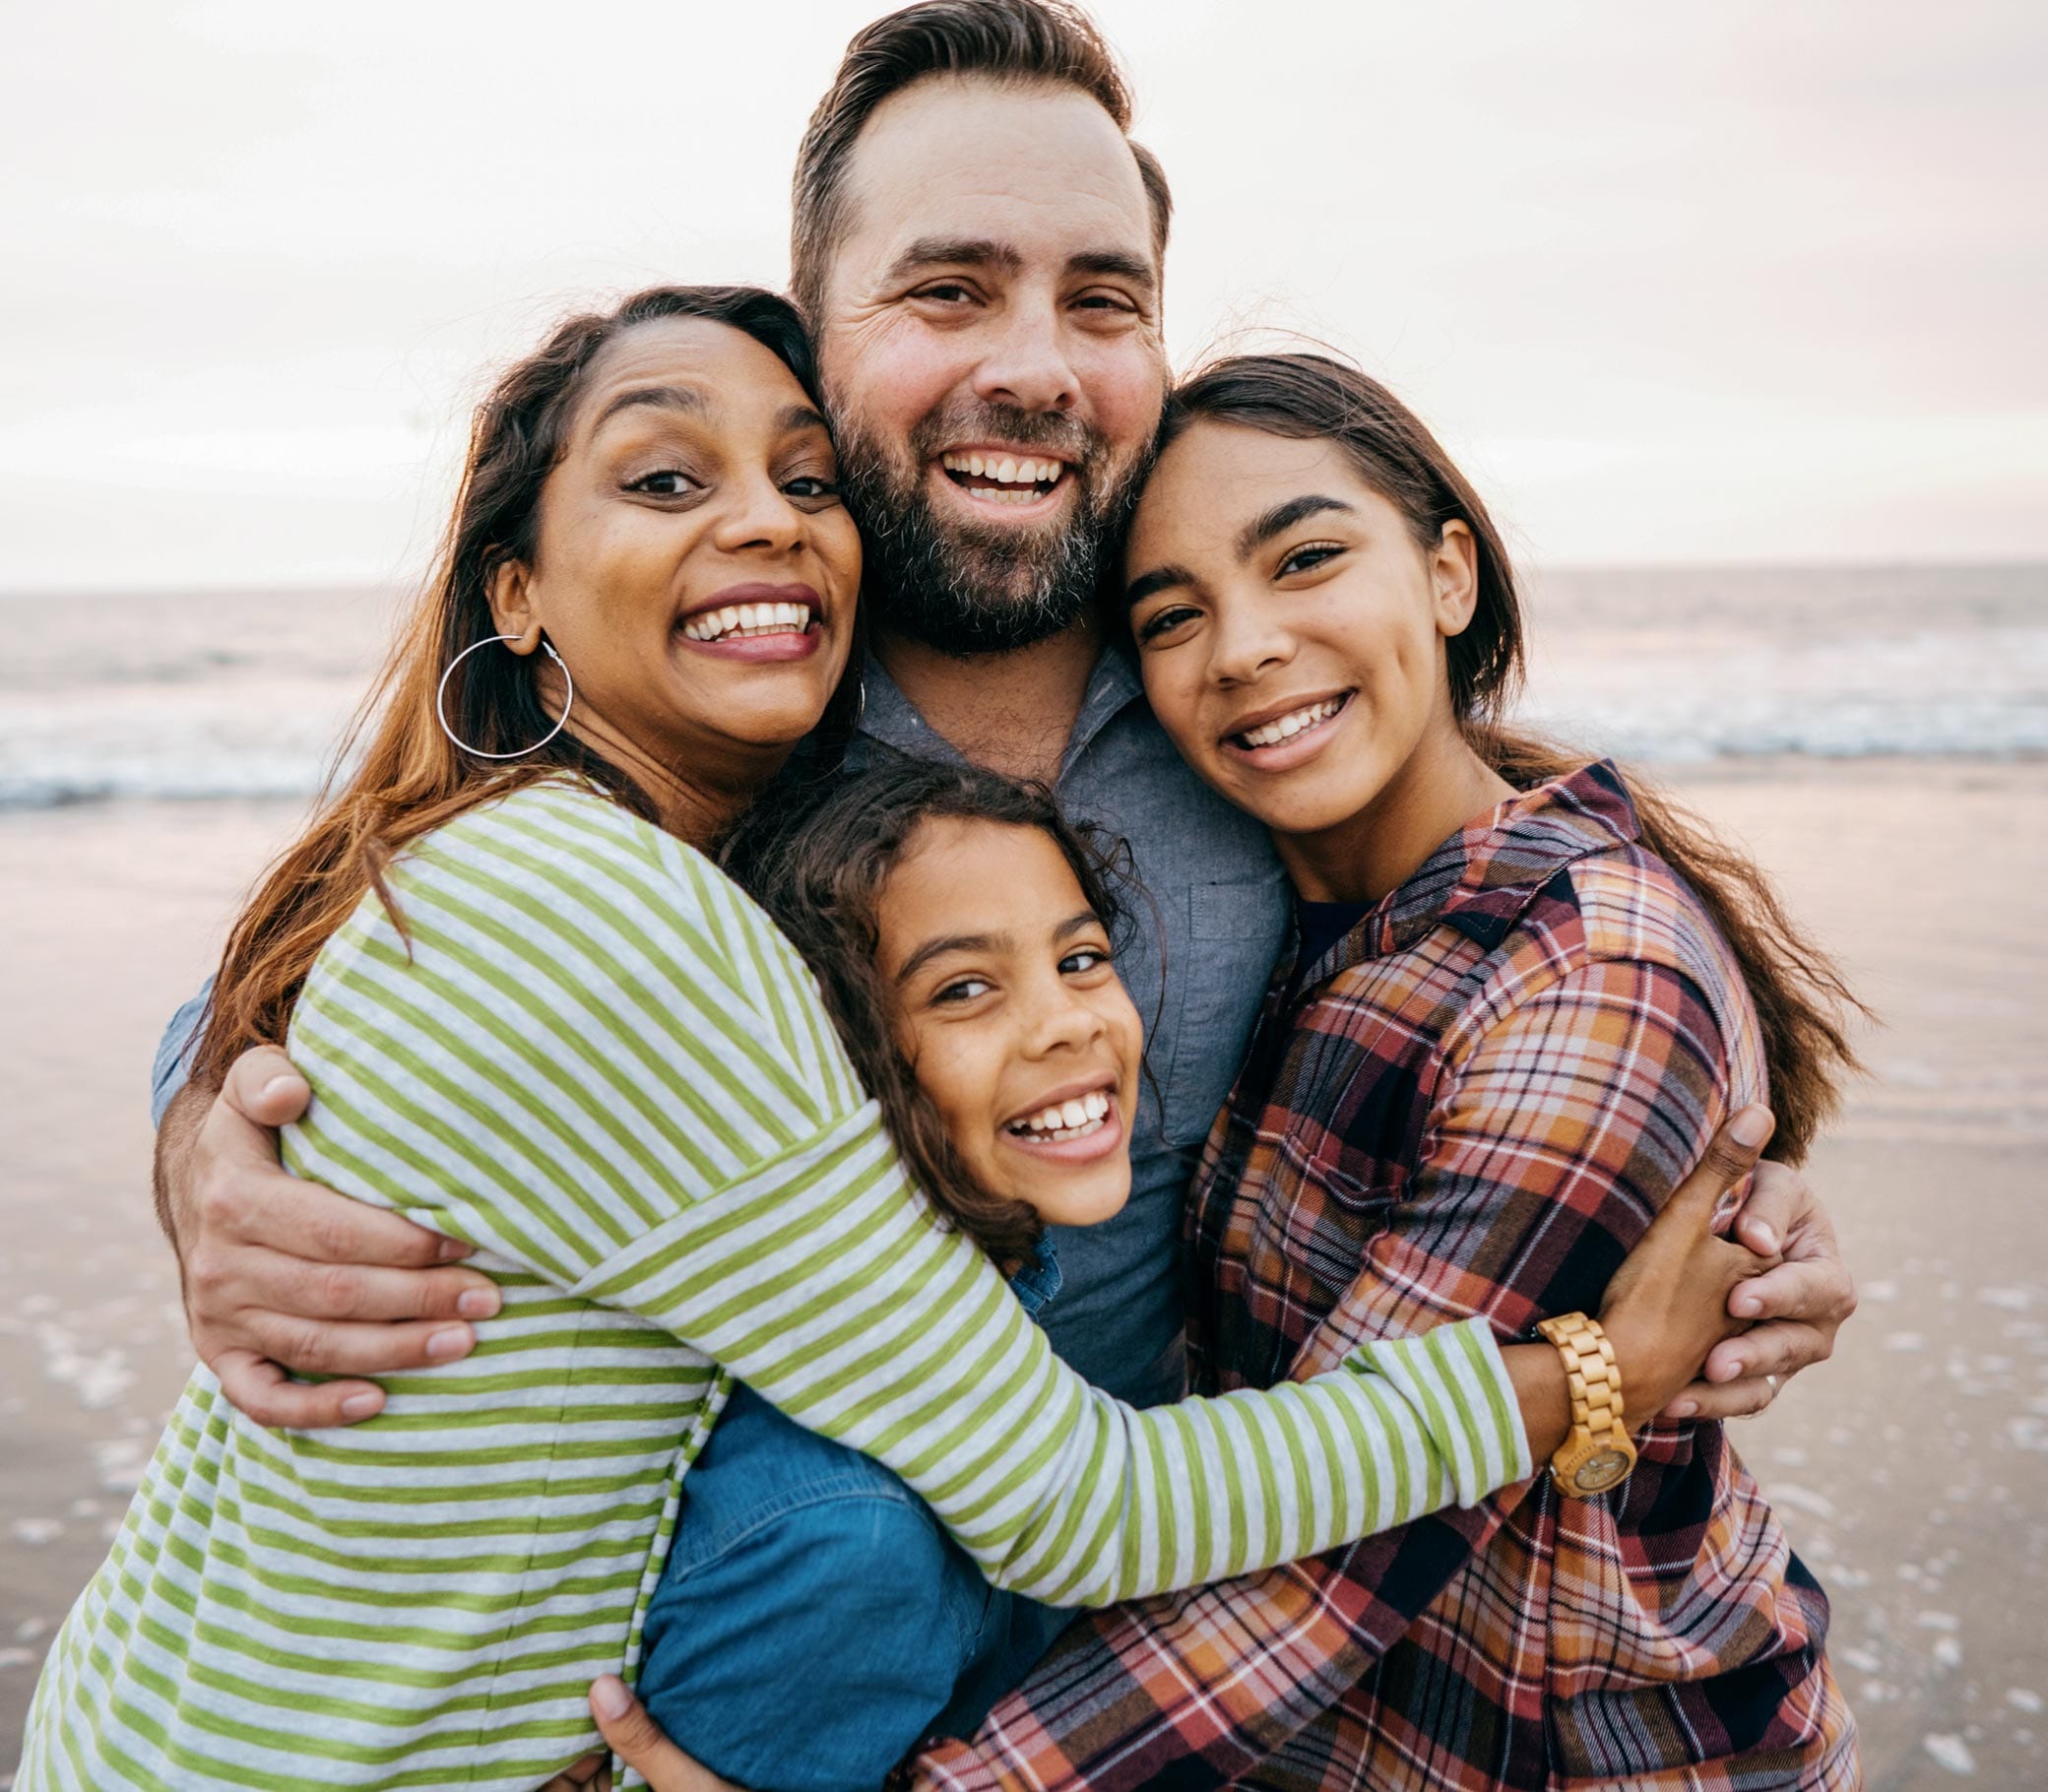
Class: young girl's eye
1060,947,1109,976
628,469,698,497
1277,542,1343,578
1135,604,1198,644
932,975,992,1005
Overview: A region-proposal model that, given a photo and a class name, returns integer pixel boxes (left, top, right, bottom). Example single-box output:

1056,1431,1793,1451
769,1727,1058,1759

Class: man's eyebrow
1235,495,1356,560
591,384,709,432
1068,248,1157,294
895,930,1005,986
1124,563,1195,608
884,236,1024,284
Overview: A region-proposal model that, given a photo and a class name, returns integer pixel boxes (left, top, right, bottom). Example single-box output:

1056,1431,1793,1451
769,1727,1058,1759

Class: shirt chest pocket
1156,875,1290,1148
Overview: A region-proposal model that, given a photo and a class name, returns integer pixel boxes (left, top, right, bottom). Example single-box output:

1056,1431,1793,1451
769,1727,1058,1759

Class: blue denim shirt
637,1239,1074,1792
151,646,1289,1409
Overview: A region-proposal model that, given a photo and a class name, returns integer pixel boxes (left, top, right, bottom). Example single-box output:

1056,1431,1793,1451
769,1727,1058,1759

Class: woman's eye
1135,604,1198,643
627,469,698,497
1059,948,1109,976
1277,543,1343,578
933,976,992,1005
783,475,840,501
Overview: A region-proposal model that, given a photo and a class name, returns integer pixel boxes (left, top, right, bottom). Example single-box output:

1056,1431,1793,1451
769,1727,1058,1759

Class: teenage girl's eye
626,469,698,497
1059,947,1110,976
932,975,992,1005
1276,542,1343,578
1134,604,1198,644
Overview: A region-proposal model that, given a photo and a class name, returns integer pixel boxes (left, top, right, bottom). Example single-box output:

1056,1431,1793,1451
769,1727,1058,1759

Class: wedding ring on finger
1764,1374,1781,1400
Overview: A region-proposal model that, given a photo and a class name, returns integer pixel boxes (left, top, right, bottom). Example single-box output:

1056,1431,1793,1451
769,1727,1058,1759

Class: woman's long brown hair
192,286,827,1093
1157,353,1867,1162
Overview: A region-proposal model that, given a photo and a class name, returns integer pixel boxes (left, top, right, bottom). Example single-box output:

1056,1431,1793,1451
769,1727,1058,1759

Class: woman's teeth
1007,1088,1112,1142
939,452,1066,506
1236,695,1345,749
681,602,814,643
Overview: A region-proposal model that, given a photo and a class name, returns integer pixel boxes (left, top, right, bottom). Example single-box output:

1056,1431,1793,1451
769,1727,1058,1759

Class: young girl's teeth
1010,1088,1113,1141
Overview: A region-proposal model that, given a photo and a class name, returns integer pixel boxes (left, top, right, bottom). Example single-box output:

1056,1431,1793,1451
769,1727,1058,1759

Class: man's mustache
908,402,1101,473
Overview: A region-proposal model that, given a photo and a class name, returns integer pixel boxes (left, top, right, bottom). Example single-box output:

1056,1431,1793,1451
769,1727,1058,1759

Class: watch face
1572,1448,1632,1495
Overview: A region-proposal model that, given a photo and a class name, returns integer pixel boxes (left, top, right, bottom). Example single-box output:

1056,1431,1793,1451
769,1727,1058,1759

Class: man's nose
969,297,1078,416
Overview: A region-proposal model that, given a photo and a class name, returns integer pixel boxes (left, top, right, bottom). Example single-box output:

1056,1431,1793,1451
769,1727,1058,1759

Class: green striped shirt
23,783,1529,1791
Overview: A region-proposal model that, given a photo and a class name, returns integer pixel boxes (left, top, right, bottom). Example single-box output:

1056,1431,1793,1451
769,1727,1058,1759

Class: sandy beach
3,759,2044,1789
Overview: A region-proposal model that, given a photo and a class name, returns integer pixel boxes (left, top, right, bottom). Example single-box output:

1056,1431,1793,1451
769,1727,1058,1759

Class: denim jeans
638,1241,1074,1792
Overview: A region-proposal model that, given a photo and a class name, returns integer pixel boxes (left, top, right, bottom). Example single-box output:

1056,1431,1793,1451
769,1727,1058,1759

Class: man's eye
1277,543,1342,578
913,283,976,305
1135,605,1198,643
627,469,697,497
1060,948,1109,975
933,976,992,1004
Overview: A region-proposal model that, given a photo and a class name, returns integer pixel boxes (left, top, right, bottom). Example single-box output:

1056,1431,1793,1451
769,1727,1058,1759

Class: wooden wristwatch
1535,1312,1637,1497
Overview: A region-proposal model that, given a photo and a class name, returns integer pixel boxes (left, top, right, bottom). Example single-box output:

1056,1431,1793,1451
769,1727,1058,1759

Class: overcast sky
2,0,2040,590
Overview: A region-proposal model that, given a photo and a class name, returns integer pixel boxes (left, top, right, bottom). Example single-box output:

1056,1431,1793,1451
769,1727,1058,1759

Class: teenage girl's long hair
192,286,835,1092
1157,354,1866,1162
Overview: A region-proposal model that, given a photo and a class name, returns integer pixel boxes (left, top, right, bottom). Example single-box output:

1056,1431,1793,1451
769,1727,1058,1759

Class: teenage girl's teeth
682,601,815,642
1237,696,1344,749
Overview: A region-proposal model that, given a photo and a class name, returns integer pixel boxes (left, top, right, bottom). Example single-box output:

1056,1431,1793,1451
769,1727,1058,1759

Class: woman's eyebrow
591,384,709,432
1052,911,1102,943
777,404,831,434
1125,562,1193,608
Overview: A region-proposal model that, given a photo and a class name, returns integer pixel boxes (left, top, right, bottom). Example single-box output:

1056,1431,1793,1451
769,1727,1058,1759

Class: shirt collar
1299,758,1642,988
854,638,1147,777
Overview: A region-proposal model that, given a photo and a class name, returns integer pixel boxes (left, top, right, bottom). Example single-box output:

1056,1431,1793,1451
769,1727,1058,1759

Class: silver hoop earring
436,635,574,761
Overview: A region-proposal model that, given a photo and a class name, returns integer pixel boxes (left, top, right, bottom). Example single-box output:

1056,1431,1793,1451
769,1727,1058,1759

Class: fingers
1724,1255,1858,1327
537,1753,608,1792
212,1349,387,1430
197,1245,498,1327
1670,1106,1775,1226
237,1312,483,1378
1705,1319,1830,1387
1663,1371,1781,1423
203,1162,477,1272
1730,1157,1817,1259
589,1677,736,1792
220,1045,312,1129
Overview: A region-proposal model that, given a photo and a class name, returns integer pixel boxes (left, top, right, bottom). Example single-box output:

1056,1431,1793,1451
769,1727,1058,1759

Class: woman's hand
1595,1105,1783,1423
576,1677,746,1792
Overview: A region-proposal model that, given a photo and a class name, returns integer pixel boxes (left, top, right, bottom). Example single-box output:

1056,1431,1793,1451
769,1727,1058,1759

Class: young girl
14,293,1758,1792
630,755,1785,1792
927,352,1864,1789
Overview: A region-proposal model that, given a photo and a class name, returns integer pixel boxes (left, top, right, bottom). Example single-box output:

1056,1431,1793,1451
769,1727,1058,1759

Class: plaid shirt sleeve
909,954,1733,1791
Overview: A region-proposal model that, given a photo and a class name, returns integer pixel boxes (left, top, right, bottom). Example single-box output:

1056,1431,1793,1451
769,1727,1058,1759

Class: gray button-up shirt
153,646,1290,1410
843,649,1288,1407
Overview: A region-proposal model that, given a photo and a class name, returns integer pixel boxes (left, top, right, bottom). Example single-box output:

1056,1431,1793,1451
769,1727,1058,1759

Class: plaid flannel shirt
915,762,1855,1791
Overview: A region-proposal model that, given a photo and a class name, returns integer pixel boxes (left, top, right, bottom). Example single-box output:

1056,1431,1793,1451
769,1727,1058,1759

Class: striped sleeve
288,786,1531,1607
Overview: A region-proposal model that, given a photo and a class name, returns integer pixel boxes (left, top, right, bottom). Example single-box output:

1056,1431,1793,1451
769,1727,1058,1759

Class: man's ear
1431,521,1481,639
487,557,544,656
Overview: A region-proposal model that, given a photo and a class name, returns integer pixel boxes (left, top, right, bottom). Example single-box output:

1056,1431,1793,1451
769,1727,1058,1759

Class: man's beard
832,398,1150,658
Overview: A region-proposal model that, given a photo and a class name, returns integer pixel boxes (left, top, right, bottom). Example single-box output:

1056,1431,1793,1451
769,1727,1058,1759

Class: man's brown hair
791,0,1172,327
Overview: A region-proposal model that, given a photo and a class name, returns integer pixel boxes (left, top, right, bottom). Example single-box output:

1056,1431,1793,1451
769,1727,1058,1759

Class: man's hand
584,1677,743,1792
156,1043,501,1429
1661,1152,1856,1422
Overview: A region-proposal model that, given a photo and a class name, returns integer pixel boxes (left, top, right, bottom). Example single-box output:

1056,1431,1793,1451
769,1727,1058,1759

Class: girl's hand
1595,1106,1783,1423
584,1677,746,1792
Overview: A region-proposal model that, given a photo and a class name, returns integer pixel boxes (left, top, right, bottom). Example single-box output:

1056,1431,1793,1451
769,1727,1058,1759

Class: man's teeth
1237,696,1344,749
1008,1088,1112,1141
681,601,814,643
939,451,1066,504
